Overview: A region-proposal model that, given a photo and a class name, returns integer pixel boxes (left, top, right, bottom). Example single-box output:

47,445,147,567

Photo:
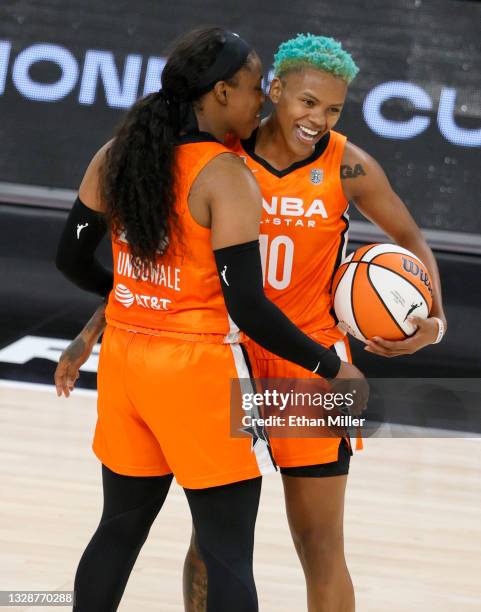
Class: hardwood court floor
1,381,480,611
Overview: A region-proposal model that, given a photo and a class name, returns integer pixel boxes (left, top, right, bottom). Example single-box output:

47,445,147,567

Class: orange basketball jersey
105,135,240,342
232,129,349,348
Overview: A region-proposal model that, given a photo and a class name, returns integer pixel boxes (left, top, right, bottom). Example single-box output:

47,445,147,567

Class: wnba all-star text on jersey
260,196,328,228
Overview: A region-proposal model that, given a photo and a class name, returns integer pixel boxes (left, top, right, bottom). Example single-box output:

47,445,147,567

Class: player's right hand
54,335,94,398
333,361,369,415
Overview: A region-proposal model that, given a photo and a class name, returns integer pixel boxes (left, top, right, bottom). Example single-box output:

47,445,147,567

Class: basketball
332,243,433,342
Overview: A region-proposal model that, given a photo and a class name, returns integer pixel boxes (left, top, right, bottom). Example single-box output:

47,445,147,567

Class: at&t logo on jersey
114,283,171,311
262,196,328,228
115,283,135,307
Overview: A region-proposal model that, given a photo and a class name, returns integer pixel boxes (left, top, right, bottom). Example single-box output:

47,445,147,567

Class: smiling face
269,68,348,156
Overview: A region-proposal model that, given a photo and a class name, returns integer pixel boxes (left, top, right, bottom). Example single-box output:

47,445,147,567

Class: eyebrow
301,91,344,106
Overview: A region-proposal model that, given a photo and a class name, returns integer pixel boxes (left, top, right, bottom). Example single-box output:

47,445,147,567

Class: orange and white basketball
332,243,433,342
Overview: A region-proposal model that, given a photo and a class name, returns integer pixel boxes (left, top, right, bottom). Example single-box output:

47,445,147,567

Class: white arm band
431,317,446,344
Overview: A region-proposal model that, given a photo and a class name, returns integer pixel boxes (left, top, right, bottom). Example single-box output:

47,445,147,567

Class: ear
269,77,283,105
212,80,229,106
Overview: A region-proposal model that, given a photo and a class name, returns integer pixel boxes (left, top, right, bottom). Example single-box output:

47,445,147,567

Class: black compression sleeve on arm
56,197,113,297
214,240,341,378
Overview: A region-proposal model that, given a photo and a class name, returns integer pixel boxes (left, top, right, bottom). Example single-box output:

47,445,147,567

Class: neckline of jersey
241,128,331,178
176,131,222,145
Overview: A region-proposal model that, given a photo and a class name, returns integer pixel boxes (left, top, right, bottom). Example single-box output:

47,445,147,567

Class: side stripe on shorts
332,337,362,451
229,343,277,476
333,338,349,361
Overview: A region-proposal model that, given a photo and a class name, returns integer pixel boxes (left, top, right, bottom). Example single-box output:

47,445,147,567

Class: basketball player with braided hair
55,27,367,612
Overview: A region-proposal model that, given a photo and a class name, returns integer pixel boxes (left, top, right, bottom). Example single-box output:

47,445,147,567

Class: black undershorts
280,438,351,478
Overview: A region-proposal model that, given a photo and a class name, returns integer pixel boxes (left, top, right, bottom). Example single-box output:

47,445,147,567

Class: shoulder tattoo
340,163,367,179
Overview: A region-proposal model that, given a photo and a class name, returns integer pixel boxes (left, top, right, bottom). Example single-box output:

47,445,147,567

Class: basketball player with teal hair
273,33,359,82
56,33,447,611
181,33,447,612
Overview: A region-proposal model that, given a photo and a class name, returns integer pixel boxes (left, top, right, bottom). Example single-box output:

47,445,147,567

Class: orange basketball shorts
93,325,277,489
247,334,353,468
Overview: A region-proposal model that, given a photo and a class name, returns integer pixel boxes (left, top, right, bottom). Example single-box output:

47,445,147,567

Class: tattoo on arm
341,163,367,179
82,303,107,339
65,336,87,361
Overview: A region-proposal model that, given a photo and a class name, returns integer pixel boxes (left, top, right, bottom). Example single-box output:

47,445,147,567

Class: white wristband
431,317,445,344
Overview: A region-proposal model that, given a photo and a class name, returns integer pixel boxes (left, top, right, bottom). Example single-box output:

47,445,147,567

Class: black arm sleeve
214,240,341,378
55,197,113,298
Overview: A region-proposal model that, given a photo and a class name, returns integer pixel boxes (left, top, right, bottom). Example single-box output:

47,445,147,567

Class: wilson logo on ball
401,258,433,295
332,243,433,342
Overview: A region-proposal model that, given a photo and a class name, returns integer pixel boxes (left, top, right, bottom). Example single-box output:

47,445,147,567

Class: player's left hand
364,316,442,358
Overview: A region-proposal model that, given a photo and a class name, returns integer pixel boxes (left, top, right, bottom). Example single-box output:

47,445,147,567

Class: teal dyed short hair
273,34,359,84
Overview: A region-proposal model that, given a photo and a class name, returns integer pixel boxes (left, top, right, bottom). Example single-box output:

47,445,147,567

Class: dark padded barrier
0,0,480,233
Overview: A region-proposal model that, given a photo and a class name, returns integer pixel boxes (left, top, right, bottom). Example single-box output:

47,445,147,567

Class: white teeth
298,125,319,136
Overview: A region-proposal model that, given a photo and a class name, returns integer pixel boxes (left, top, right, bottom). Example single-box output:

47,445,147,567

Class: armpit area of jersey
56,196,113,297
213,240,341,378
